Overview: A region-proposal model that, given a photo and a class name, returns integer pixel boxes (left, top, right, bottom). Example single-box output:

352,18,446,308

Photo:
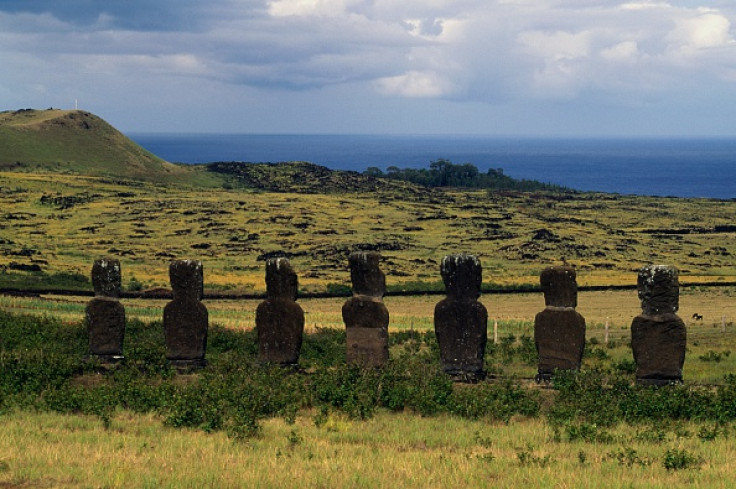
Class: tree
364,167,384,177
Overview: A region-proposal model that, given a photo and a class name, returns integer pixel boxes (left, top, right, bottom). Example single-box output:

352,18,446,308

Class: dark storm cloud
0,0,263,31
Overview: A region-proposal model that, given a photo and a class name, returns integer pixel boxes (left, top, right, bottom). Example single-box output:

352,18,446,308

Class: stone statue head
540,265,577,308
265,257,298,300
349,251,385,298
637,264,679,315
92,258,121,298
169,260,203,301
440,254,482,299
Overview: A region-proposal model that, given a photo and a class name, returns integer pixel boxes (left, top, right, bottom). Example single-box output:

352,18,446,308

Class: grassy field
2,288,736,487
1,410,734,488
2,170,736,295
1,298,736,487
2,286,733,331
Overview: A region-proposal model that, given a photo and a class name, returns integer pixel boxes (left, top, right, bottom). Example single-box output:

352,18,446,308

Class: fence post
604,317,609,344
494,319,498,345
722,315,727,334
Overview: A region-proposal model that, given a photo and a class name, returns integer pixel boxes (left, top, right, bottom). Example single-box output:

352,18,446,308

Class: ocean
128,134,736,199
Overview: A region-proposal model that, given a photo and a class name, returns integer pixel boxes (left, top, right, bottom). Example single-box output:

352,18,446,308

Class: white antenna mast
75,99,78,110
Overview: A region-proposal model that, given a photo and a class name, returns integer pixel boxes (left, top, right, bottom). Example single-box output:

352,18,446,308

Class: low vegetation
2,169,736,294
365,158,567,191
1,306,736,486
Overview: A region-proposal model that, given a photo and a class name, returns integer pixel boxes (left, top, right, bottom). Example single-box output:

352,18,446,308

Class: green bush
662,448,702,470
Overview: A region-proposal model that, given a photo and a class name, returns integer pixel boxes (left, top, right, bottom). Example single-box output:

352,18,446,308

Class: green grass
2,300,736,487
0,109,219,186
2,170,736,294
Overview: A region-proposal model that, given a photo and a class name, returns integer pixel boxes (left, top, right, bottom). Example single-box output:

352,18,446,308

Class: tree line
364,159,568,191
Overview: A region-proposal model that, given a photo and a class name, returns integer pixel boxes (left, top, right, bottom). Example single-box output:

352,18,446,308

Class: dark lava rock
343,252,389,367
631,265,686,384
163,260,208,369
256,258,304,366
434,254,487,382
534,266,586,380
86,258,125,362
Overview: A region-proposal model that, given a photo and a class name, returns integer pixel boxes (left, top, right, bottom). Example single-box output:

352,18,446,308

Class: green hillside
0,108,215,185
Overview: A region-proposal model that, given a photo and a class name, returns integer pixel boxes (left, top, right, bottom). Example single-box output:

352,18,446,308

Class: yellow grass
2,171,736,293
0,409,733,488
2,287,733,333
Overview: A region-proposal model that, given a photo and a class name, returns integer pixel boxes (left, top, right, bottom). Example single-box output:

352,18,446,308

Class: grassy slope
0,108,735,293
0,109,218,186
1,171,736,293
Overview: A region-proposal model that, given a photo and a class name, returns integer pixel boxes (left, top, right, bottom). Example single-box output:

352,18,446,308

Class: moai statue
631,265,686,385
256,258,305,366
434,254,488,382
85,258,125,363
534,265,586,381
342,251,390,367
163,260,208,370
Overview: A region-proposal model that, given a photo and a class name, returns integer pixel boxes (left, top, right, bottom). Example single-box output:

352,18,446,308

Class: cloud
1,0,736,133
375,70,455,97
668,11,733,51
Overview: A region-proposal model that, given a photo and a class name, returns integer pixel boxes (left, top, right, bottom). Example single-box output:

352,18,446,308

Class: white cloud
268,0,355,17
375,71,454,97
669,11,733,51
600,41,639,62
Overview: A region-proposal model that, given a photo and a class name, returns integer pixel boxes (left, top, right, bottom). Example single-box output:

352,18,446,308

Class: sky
2,0,736,136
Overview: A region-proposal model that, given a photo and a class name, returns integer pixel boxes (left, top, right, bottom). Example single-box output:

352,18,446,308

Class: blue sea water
128,133,736,199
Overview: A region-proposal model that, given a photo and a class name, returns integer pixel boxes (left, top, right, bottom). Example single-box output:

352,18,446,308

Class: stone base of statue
534,307,586,380
434,298,487,383
163,300,208,371
343,297,389,367
257,298,305,366
86,297,125,364
169,358,208,373
631,313,686,385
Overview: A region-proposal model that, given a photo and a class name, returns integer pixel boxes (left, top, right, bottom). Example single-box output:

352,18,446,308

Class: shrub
662,448,702,470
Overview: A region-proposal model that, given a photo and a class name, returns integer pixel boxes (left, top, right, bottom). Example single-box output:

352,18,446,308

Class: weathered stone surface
631,314,687,383
434,254,487,381
638,264,679,315
163,260,208,366
440,253,482,300
92,258,122,298
631,265,686,384
86,258,125,362
343,251,389,367
349,251,385,297
256,258,304,365
535,265,585,379
265,257,299,300
540,265,577,308
86,298,125,359
346,325,389,368
534,309,586,376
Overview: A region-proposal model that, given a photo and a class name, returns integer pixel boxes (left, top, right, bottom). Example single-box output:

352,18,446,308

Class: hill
0,108,214,185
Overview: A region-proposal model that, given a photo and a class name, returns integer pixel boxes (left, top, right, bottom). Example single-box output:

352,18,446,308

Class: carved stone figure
256,258,305,366
434,254,487,382
534,265,586,381
163,260,208,369
85,258,125,363
342,251,389,367
631,265,686,385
